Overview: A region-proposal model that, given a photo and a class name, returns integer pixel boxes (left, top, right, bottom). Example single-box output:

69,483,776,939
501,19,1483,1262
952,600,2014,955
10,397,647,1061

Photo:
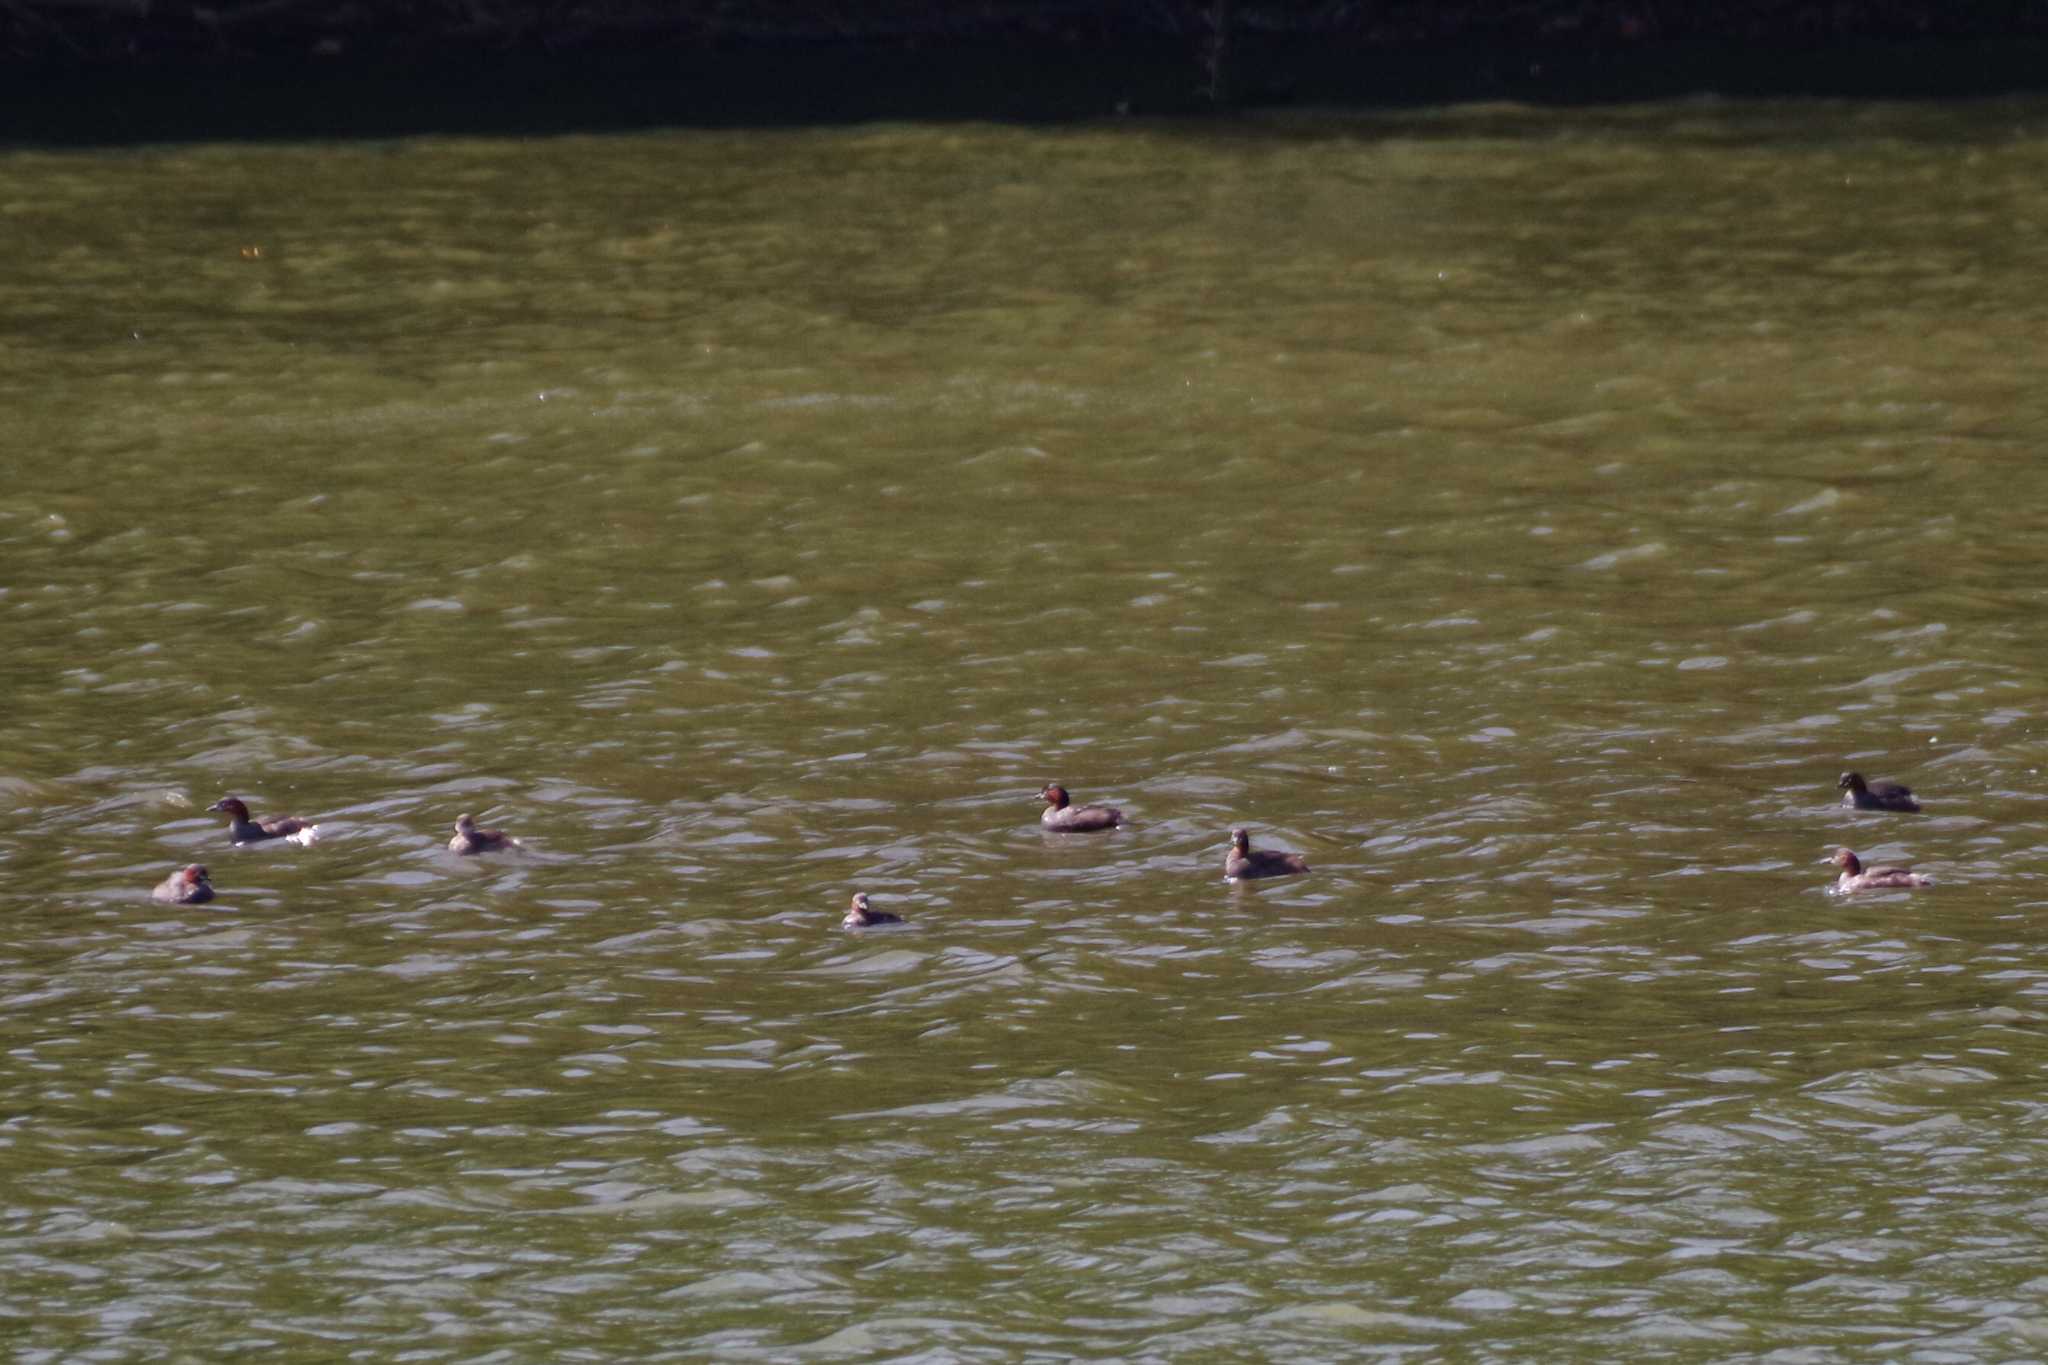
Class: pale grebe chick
842,892,904,928
448,813,518,855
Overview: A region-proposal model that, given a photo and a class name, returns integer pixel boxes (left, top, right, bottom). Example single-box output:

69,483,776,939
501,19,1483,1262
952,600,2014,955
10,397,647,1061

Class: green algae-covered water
5,99,2048,1359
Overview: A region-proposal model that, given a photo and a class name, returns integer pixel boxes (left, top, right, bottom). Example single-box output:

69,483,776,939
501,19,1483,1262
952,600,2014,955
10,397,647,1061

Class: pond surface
4,98,2048,1360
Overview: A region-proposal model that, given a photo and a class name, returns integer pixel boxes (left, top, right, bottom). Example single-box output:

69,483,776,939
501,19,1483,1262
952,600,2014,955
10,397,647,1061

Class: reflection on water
5,98,2048,1358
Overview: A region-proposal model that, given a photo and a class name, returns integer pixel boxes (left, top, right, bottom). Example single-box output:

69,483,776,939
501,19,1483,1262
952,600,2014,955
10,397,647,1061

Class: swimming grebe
1224,827,1309,880
1039,783,1123,833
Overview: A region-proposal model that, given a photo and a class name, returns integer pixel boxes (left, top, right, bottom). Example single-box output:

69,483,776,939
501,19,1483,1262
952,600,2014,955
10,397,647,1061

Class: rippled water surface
6,98,2048,1360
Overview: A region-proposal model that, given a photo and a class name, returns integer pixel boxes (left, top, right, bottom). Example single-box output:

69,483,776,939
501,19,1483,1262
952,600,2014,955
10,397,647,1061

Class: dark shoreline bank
9,32,2048,146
